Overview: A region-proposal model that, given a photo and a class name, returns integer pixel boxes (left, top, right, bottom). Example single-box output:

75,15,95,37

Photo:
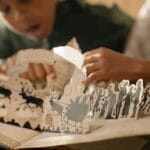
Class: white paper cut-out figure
99,89,109,118
140,85,150,115
131,79,143,118
114,80,129,118
104,83,118,119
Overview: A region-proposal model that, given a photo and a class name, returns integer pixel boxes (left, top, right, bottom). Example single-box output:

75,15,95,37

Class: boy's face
0,0,57,40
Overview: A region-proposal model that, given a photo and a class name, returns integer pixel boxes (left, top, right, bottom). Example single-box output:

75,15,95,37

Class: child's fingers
32,63,47,80
20,63,56,81
42,64,57,79
42,64,54,74
83,62,100,76
20,63,45,81
84,70,104,85
26,64,37,80
83,53,100,66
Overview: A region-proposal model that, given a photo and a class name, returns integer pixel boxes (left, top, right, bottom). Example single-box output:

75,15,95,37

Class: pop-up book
0,45,149,149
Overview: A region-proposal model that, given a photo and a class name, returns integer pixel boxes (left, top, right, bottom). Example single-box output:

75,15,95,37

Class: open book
0,116,150,149
0,46,150,149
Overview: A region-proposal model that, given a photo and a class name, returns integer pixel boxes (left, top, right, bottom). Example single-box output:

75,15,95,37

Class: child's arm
83,47,150,84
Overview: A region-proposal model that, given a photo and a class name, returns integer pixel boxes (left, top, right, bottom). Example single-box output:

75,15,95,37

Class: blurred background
86,0,145,18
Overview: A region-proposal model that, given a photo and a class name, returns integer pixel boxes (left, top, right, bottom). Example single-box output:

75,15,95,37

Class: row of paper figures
0,47,149,134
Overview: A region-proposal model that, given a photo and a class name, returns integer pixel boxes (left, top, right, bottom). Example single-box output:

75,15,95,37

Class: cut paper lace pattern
0,78,149,134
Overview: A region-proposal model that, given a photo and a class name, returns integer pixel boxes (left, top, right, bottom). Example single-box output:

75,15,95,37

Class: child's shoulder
0,22,9,36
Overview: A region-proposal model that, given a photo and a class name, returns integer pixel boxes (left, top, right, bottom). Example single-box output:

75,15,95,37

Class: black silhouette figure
19,88,43,108
115,80,129,118
0,86,12,98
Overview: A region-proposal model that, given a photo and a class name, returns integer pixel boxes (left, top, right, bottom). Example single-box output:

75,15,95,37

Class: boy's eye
2,5,11,14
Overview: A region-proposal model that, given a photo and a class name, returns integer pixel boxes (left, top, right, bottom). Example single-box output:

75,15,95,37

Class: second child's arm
83,47,150,84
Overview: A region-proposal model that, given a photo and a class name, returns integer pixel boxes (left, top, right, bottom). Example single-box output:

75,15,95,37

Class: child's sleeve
0,24,13,59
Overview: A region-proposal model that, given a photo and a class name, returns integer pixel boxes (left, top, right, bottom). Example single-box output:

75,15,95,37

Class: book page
0,123,39,149
17,116,150,149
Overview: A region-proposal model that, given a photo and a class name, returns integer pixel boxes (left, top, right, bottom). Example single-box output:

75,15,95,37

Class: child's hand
0,66,8,81
6,54,56,81
20,63,56,81
83,47,137,85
